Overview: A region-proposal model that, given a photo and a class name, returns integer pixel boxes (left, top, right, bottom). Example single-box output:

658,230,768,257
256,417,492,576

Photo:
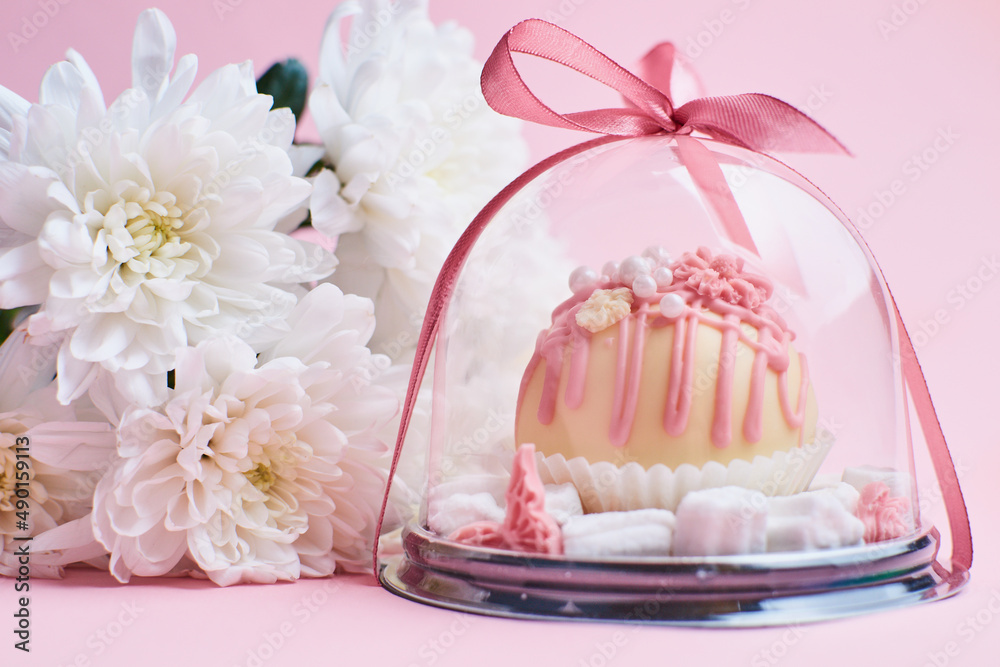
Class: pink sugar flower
855,482,912,543
670,247,772,309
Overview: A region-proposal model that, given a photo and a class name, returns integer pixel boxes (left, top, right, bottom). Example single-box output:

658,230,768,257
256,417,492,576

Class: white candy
828,482,861,515
544,484,584,525
673,487,767,556
631,274,657,299
618,255,652,284
643,245,672,267
427,492,505,537
562,509,675,558
658,293,686,319
766,488,865,552
841,466,913,500
569,266,599,293
653,267,674,288
601,260,619,280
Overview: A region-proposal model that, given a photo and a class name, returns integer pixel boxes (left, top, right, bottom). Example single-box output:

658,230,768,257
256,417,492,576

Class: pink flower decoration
448,522,507,549
448,444,562,555
670,247,773,309
855,482,912,543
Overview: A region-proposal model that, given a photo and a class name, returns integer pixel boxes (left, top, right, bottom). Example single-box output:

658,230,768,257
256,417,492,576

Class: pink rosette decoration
449,444,563,555
502,445,562,554
448,522,507,549
671,247,773,310
855,482,912,543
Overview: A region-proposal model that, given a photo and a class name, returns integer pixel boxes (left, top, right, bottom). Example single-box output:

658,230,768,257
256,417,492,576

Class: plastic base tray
379,524,967,626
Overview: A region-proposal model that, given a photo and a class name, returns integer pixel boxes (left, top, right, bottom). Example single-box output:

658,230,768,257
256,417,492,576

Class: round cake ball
516,247,818,478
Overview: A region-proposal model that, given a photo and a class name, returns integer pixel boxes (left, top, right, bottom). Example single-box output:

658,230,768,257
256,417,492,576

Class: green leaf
257,58,309,124
0,309,17,343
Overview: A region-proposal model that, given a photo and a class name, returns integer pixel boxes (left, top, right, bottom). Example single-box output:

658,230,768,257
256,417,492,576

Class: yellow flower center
125,206,185,258
0,434,31,513
246,463,277,493
94,186,193,279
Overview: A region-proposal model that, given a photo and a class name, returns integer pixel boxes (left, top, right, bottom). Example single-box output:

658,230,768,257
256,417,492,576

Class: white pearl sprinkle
658,293,686,319
618,255,651,284
653,267,674,288
632,274,657,299
601,261,619,280
643,245,671,267
569,266,598,293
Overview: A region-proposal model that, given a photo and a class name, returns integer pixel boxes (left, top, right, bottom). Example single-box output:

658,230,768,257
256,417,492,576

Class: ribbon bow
482,20,849,256
483,19,849,153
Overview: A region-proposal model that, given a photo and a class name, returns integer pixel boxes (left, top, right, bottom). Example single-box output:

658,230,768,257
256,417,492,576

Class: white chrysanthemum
383,206,575,525
0,9,335,407
0,329,116,578
91,284,397,585
307,0,528,358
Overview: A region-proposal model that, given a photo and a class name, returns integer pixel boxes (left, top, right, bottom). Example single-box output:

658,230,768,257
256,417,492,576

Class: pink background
2,0,999,665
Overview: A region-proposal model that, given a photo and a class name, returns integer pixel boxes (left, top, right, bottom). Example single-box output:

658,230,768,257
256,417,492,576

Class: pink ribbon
481,20,849,256
373,21,971,588
483,22,849,151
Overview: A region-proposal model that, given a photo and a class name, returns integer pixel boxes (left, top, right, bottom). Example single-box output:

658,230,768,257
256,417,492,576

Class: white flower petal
26,421,116,470
55,343,98,403
155,53,197,114
0,242,52,308
39,61,87,112
65,49,106,110
0,84,30,135
131,9,177,106
310,168,361,238
0,163,75,238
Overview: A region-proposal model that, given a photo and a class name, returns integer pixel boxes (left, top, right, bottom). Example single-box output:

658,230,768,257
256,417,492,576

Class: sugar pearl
569,266,598,293
618,255,652,284
653,267,674,288
631,274,657,299
601,261,619,280
658,293,686,319
643,245,672,267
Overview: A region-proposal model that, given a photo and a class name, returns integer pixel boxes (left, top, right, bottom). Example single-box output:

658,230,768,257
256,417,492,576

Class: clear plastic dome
379,135,969,625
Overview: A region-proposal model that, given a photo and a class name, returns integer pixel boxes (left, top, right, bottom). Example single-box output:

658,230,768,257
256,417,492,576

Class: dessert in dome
515,245,824,512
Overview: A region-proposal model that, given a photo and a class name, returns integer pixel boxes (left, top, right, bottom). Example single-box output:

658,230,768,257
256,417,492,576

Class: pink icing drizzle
448,444,563,555
519,247,810,449
855,481,911,543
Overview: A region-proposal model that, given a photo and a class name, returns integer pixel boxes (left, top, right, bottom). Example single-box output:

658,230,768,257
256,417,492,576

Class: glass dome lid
374,21,972,626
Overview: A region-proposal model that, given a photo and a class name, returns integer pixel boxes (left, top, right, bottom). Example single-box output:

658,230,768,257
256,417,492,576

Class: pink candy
855,482,912,543
448,444,563,555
